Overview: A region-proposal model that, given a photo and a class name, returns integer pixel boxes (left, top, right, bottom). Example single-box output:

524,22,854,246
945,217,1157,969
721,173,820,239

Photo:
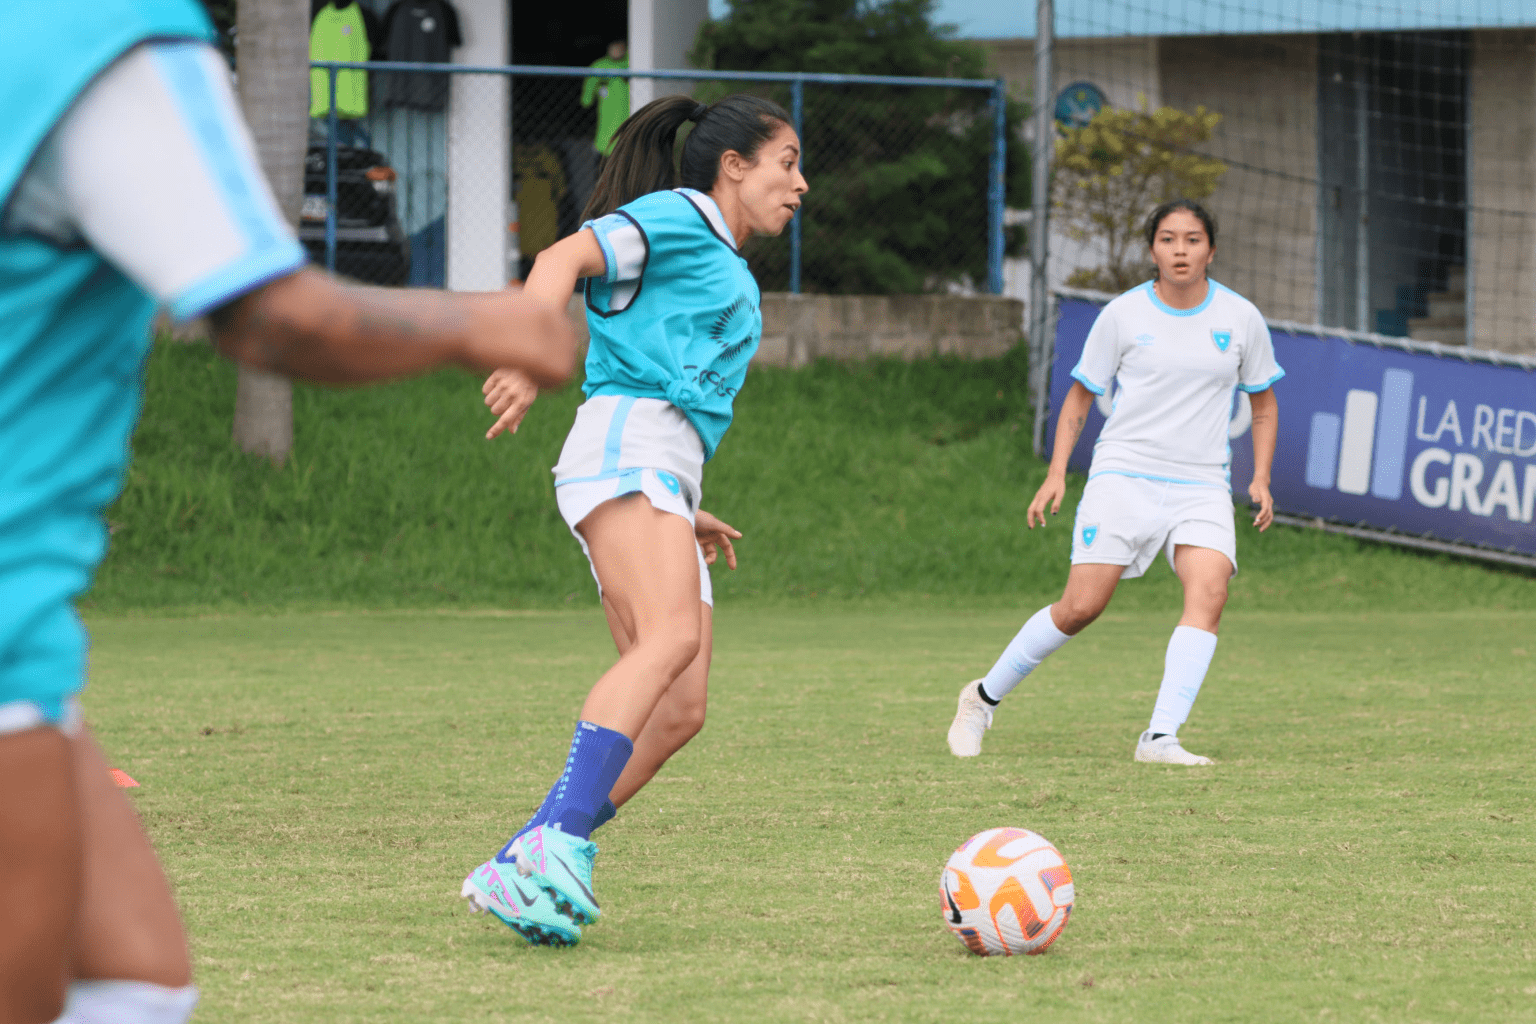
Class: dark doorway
1318,32,1469,342
511,0,627,272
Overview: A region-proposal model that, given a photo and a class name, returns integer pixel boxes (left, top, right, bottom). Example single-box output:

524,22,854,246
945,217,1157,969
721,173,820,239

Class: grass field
92,340,1536,614
87,606,1536,1023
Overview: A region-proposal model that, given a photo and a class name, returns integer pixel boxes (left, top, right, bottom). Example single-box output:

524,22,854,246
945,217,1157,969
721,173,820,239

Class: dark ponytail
580,93,792,222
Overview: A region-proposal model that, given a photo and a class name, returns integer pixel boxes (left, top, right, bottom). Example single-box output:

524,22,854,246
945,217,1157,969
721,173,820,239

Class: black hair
1144,198,1218,251
580,93,793,223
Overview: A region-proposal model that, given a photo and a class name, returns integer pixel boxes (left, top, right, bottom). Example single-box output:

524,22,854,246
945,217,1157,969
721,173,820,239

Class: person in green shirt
581,41,629,157
310,0,370,119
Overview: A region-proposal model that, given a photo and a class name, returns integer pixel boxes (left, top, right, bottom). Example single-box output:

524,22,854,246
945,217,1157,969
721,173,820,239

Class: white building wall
1469,29,1536,355
446,0,510,291
628,0,711,112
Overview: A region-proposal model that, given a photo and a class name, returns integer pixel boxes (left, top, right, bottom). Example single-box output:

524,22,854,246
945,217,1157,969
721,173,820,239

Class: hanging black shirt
376,0,462,111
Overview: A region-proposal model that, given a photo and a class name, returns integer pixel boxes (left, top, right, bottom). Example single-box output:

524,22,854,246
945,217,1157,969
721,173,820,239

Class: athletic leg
575,494,703,738
68,727,192,988
1137,545,1231,765
475,494,703,929
606,601,712,809
949,564,1121,757
0,727,79,1024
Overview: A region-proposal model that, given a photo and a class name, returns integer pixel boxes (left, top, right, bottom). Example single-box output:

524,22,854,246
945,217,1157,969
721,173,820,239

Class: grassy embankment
91,339,1535,613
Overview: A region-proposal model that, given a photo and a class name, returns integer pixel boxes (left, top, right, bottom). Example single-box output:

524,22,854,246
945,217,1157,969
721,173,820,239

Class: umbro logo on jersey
1134,333,1155,346
1211,330,1233,352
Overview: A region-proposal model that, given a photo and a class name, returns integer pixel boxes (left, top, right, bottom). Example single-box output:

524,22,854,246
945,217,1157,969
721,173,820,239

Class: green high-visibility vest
310,1,370,118
581,56,629,155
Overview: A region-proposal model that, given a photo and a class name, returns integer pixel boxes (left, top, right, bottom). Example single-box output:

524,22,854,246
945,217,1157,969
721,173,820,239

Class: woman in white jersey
460,94,807,946
947,199,1282,764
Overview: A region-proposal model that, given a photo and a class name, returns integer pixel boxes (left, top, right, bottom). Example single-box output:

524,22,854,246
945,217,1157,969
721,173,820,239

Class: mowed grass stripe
84,608,1534,1023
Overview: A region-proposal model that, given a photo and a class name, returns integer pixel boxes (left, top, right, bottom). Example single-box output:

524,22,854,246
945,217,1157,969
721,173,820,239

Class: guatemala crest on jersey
1211,329,1232,353
1080,524,1099,547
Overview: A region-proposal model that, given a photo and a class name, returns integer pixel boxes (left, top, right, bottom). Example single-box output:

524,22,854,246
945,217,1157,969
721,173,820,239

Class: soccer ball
940,827,1074,956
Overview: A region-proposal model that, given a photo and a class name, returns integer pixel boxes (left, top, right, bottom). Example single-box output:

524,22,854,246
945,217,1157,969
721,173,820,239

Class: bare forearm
1049,384,1094,479
211,269,573,386
1249,390,1278,484
522,229,606,310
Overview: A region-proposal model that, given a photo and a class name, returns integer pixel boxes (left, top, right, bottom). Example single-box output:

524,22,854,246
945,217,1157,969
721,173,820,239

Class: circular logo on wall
1054,82,1106,129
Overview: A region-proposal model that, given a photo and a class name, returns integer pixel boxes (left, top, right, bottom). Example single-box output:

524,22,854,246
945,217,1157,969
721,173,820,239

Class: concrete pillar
1469,29,1536,355
446,0,510,291
628,0,710,113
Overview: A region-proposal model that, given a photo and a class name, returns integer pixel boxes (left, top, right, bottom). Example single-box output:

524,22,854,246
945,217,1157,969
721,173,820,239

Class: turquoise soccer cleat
461,859,581,947
505,825,602,924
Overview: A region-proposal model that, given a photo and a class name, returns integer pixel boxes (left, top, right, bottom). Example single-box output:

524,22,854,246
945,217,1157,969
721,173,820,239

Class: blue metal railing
311,61,1008,295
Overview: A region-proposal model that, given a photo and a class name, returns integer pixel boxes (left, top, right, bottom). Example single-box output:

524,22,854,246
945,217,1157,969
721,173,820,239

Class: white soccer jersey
1071,280,1284,488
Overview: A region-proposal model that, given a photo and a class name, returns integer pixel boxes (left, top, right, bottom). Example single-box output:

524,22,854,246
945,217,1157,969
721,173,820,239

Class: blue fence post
325,66,339,273
987,78,1007,295
791,77,804,295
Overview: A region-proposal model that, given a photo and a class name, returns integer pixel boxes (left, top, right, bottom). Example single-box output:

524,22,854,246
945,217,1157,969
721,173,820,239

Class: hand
483,368,539,440
1027,475,1067,529
1248,479,1274,532
694,509,742,569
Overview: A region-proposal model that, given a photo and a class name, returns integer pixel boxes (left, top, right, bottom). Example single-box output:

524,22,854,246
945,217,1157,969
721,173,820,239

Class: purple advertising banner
1047,296,1536,560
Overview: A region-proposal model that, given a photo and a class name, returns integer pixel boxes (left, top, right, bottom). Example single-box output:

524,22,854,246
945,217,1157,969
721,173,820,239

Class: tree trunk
232,0,309,463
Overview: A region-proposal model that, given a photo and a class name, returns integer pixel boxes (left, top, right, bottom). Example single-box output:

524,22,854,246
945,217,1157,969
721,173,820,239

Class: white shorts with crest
553,395,713,605
1070,472,1238,579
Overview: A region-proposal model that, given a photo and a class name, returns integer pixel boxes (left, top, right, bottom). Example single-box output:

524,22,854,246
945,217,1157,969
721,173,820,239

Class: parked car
299,143,411,286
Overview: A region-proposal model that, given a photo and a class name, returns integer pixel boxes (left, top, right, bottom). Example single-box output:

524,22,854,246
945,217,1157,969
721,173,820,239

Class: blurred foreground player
0,3,574,1022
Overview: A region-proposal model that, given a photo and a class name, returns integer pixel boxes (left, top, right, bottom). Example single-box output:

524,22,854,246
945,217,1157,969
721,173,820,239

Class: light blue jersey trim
1238,368,1286,393
1141,279,1217,317
600,396,637,474
587,215,622,283
1088,469,1225,488
152,44,286,254
152,42,305,317
1070,366,1106,395
170,240,305,321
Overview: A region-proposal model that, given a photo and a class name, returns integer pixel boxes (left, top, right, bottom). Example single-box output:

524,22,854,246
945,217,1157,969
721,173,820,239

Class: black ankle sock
976,682,999,706
1149,732,1168,740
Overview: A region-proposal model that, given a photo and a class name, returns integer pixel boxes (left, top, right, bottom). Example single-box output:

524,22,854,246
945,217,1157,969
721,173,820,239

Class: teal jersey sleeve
581,189,761,460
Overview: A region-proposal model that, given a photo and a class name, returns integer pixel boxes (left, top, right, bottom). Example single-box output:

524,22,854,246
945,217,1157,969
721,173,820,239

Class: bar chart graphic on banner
1304,369,1414,498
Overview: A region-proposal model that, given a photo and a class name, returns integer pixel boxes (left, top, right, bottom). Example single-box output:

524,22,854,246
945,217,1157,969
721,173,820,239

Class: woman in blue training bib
947,199,1284,767
462,94,806,945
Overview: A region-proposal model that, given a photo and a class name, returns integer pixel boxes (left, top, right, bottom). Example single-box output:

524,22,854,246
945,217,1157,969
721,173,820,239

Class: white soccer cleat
1134,730,1214,765
947,679,994,758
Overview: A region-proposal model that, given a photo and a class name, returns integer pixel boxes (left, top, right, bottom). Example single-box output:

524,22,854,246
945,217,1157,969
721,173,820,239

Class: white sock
1147,626,1219,736
52,981,199,1024
978,606,1073,703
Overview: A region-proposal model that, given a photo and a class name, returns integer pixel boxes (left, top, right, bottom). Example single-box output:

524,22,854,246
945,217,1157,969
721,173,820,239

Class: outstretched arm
210,268,576,387
1247,388,1278,531
483,230,608,439
1027,381,1095,528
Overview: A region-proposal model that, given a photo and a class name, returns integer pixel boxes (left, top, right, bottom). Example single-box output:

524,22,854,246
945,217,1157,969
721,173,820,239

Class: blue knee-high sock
535,721,633,841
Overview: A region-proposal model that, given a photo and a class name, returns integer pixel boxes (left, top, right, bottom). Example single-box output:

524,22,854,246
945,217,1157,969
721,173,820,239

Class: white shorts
553,395,713,606
1070,472,1237,579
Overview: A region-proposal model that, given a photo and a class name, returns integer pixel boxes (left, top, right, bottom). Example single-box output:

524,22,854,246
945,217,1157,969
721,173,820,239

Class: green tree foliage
692,0,1030,294
1053,105,1227,293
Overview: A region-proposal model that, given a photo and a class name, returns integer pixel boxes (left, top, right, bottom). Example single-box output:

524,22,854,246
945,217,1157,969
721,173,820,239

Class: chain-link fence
308,61,1011,296
1012,1,1536,356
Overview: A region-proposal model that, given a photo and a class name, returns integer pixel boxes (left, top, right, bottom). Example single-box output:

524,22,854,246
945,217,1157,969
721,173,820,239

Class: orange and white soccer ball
940,827,1074,956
